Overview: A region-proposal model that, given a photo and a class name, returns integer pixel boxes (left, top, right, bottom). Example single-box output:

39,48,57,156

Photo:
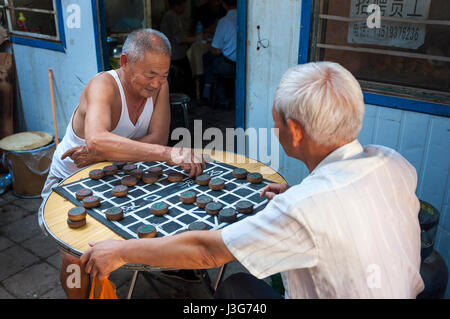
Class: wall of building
13,0,99,139
245,0,450,298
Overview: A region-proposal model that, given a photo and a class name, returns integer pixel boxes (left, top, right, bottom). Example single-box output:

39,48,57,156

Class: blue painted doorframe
92,0,109,72
236,0,247,130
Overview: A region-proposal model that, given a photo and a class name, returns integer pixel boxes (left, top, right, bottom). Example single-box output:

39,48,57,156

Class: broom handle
48,69,59,147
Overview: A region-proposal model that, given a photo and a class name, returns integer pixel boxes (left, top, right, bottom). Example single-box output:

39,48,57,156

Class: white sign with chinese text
347,0,431,49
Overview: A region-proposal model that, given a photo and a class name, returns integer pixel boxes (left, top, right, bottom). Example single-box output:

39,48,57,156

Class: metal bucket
5,140,56,198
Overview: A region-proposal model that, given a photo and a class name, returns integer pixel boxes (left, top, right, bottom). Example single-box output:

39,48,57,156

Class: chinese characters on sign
348,0,431,49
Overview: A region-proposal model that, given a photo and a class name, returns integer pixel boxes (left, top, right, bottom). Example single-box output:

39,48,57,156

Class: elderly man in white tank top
79,62,425,299
40,29,205,299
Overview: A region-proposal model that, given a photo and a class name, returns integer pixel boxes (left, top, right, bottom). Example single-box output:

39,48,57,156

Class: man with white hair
40,29,205,299
79,62,424,299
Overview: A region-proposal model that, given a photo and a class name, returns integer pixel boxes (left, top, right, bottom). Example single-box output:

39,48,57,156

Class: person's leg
202,52,218,100
211,56,236,105
214,272,283,299
60,250,91,299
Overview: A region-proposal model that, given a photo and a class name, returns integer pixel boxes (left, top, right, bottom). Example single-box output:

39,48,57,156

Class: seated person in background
193,0,226,37
80,62,424,299
160,0,195,96
40,29,205,299
202,0,237,106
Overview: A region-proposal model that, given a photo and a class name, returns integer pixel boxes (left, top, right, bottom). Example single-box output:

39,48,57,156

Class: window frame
299,0,450,117
0,0,66,52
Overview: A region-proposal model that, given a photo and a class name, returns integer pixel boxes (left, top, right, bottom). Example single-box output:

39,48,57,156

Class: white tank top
49,70,154,179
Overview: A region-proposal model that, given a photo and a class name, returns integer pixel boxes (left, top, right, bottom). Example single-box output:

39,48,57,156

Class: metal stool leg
127,270,139,299
181,102,189,129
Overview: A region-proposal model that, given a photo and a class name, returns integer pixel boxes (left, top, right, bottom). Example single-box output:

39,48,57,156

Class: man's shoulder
84,72,118,96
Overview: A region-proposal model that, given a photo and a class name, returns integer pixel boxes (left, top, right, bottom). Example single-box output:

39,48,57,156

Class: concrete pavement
0,190,250,299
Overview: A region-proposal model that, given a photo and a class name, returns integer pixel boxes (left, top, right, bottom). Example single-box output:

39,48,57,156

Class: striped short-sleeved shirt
222,140,424,299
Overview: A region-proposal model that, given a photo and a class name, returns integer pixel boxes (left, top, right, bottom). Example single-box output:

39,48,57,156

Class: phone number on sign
354,23,421,41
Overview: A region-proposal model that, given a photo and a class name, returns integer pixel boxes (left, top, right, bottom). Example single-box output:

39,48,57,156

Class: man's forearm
87,132,170,163
134,133,168,147
119,231,234,270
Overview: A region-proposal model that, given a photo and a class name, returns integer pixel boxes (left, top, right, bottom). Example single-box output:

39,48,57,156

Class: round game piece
123,164,137,175
247,172,263,184
67,218,87,229
196,174,211,186
137,224,157,238
235,200,254,214
142,172,158,184
188,221,208,231
180,191,197,204
113,162,127,169
75,188,93,201
105,207,124,221
209,178,225,191
150,202,169,216
68,207,87,222
121,175,138,187
149,166,163,177
205,202,223,215
112,185,128,197
196,195,212,209
130,169,144,180
218,208,238,223
232,168,248,179
103,165,118,176
82,196,101,209
167,172,184,183
89,169,104,180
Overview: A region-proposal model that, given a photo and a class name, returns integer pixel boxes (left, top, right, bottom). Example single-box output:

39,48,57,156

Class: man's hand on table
60,145,206,177
80,240,127,280
261,183,290,201
61,146,104,168
168,147,206,178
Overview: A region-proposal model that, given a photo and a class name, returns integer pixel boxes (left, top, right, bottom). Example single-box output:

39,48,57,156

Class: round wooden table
38,151,287,297
40,151,286,257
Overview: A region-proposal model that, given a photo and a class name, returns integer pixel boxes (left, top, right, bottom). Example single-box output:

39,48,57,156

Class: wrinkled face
272,105,290,155
125,51,170,98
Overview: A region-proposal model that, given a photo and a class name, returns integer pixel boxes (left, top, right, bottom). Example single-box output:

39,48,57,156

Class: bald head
122,29,172,63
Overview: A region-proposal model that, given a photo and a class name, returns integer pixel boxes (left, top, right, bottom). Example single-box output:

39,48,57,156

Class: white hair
122,28,171,62
274,62,365,147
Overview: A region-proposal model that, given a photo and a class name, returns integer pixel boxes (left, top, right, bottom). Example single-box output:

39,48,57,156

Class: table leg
214,264,227,291
127,270,139,299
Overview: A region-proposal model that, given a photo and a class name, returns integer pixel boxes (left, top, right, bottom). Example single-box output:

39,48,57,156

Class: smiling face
122,51,171,99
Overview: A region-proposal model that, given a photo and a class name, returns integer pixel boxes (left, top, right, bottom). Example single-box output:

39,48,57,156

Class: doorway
93,0,246,147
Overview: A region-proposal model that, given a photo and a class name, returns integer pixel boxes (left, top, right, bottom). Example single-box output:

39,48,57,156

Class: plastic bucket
5,140,56,198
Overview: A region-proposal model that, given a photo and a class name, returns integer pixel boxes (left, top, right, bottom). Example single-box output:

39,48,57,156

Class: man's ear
120,54,128,69
287,118,303,148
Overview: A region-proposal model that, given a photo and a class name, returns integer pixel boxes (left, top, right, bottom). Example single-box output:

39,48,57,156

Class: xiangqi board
53,160,272,239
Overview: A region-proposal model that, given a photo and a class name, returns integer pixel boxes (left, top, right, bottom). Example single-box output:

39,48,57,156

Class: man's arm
70,75,204,176
83,76,169,163
134,81,170,146
80,230,235,279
